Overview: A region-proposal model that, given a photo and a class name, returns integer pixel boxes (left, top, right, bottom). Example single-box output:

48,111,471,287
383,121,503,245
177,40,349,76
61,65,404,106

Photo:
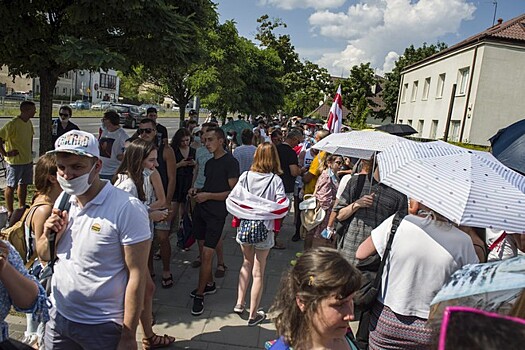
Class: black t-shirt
52,120,80,147
276,143,298,193
200,152,240,217
156,123,168,147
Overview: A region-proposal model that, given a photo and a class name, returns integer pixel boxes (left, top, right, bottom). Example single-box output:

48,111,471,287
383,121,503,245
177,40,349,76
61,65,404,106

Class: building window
417,120,424,136
411,81,418,102
458,67,470,95
436,73,445,98
100,73,117,89
398,119,403,124
401,83,408,103
407,119,413,126
62,88,67,94
430,120,438,139
422,77,431,100
450,120,461,142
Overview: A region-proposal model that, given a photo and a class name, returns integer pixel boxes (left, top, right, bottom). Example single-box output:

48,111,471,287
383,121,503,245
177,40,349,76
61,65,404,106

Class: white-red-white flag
326,85,343,133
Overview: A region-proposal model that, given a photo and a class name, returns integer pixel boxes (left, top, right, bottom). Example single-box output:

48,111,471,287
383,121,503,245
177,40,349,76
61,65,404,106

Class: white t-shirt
486,228,518,261
336,173,353,200
371,214,479,319
50,183,151,325
99,127,128,176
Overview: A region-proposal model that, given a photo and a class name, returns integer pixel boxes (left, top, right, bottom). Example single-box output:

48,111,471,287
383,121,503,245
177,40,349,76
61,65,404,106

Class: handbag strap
48,193,72,273
372,211,406,288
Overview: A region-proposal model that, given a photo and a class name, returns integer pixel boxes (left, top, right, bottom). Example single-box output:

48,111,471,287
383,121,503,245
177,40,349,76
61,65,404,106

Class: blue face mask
194,136,200,143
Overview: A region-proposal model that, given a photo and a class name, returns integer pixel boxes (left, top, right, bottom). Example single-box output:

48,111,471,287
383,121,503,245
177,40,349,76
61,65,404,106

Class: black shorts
192,204,226,249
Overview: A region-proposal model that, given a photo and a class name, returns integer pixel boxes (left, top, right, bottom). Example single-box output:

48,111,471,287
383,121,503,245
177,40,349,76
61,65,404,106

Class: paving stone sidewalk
7,211,304,349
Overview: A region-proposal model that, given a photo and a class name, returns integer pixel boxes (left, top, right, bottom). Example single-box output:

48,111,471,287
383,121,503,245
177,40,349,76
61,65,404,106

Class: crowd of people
0,101,524,350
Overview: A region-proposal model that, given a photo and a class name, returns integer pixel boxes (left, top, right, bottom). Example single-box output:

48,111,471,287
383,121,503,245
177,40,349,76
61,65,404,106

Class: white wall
396,45,481,142
467,43,525,145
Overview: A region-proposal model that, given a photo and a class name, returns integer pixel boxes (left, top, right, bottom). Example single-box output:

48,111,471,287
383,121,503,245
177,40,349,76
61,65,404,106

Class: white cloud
309,0,476,75
259,0,346,11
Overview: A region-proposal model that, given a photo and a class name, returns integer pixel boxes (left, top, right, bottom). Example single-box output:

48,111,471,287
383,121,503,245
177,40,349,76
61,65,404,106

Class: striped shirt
233,145,257,174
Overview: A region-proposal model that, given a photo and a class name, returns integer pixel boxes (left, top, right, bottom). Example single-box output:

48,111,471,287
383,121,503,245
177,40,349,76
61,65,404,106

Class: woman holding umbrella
356,199,479,349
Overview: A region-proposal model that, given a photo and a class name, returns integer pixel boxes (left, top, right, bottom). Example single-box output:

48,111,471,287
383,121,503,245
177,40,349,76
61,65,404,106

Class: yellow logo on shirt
91,223,101,233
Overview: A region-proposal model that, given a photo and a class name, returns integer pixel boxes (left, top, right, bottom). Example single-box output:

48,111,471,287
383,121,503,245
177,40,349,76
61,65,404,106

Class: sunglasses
59,113,70,117
137,128,154,135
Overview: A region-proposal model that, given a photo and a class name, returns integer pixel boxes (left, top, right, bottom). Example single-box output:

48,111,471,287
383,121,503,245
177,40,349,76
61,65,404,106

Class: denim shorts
6,163,33,187
236,229,275,250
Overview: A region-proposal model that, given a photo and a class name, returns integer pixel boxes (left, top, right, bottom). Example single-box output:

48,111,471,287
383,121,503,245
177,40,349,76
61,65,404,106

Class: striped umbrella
312,130,410,159
378,140,525,233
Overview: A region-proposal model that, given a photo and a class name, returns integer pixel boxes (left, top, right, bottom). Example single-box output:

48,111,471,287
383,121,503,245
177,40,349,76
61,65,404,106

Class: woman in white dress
113,139,174,349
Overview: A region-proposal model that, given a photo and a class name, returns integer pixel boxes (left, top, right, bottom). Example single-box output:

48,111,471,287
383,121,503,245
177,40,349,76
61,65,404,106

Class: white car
91,101,112,111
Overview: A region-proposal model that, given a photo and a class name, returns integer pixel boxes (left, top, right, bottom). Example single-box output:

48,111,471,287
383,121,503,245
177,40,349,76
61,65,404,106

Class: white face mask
57,163,97,196
143,168,154,177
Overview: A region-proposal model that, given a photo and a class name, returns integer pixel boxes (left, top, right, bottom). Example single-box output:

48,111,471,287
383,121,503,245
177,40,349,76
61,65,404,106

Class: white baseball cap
48,130,100,158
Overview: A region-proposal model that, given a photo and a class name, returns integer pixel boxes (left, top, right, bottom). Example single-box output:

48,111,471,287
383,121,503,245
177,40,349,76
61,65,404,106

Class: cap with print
49,130,100,158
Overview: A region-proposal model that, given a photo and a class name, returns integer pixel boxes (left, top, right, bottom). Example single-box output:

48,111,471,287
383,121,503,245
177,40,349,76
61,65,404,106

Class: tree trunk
179,107,186,128
39,71,59,155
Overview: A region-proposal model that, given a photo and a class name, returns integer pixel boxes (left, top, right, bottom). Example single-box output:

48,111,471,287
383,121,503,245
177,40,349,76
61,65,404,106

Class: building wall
0,65,33,94
396,45,482,142
467,43,525,145
397,41,525,146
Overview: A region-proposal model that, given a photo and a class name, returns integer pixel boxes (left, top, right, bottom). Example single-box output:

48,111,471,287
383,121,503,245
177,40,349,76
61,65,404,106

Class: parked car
139,104,165,113
91,101,112,111
110,104,144,128
5,91,32,101
70,100,91,110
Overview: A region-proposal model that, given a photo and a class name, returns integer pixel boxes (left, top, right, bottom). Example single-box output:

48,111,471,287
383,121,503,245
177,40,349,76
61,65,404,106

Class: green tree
255,15,329,116
0,1,196,153
288,61,333,117
341,63,377,103
383,42,448,122
137,0,218,124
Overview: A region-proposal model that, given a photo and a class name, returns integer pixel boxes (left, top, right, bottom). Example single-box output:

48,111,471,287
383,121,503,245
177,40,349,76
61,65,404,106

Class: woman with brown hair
23,154,62,348
170,128,196,223
268,248,362,349
226,142,289,326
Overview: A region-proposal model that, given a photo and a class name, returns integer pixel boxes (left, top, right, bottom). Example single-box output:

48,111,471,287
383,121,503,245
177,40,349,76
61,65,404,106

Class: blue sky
216,0,525,76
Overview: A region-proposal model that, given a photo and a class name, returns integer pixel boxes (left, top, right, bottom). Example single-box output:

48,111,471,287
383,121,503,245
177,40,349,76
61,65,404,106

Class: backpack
0,202,51,265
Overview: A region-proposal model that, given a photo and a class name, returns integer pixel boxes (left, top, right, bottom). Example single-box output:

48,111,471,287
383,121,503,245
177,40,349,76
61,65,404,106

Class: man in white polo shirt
38,130,151,350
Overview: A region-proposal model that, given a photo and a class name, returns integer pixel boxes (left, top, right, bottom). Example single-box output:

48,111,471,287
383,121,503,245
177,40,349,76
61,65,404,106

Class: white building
395,14,525,146
32,69,120,103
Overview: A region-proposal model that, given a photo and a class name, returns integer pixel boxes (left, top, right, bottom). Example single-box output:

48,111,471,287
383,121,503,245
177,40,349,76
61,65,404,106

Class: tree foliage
255,15,331,117
383,42,448,122
0,0,197,153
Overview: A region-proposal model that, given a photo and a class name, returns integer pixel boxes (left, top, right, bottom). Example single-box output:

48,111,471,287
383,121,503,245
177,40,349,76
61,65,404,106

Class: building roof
405,13,525,71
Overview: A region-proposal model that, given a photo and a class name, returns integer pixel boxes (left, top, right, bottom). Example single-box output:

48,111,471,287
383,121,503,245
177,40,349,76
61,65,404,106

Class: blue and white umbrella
377,141,525,233
312,130,409,159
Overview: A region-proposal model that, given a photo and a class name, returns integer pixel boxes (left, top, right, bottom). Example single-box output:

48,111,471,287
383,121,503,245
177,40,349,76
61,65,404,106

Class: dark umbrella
221,119,253,145
489,118,525,175
375,123,417,136
299,117,324,125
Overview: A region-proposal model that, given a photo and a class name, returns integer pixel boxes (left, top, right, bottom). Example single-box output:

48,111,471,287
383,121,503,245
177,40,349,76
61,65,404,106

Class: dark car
110,104,144,128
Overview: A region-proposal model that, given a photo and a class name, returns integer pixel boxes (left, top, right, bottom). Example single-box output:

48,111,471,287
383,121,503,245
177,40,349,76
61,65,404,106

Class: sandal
233,303,245,314
161,274,173,289
214,263,227,278
142,333,176,350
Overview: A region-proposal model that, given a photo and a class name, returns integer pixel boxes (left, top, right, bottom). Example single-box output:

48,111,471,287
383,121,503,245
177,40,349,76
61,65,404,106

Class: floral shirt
0,241,49,342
